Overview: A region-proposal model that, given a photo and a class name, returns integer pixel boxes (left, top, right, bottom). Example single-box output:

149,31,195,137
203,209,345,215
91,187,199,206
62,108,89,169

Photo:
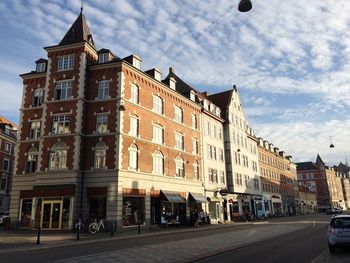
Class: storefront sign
219,189,228,196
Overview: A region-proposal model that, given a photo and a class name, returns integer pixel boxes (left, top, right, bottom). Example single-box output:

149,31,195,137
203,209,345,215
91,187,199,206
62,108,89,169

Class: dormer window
154,70,161,81
190,91,196,102
36,63,46,72
133,58,141,69
98,53,109,64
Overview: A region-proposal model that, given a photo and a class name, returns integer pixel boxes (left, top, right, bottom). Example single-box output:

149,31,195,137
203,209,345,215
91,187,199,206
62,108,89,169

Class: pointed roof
207,90,233,117
316,154,325,165
59,10,95,48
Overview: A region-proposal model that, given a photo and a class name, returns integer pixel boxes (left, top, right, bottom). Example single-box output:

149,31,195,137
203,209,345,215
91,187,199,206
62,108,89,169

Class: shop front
189,192,208,224
272,195,283,216
158,190,187,226
122,188,146,227
206,196,222,223
87,187,107,221
19,185,75,230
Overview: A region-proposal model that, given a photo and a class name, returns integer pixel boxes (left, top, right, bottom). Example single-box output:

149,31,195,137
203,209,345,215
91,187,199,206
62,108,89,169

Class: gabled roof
59,11,95,48
35,58,48,63
296,162,317,171
207,90,232,117
0,116,17,128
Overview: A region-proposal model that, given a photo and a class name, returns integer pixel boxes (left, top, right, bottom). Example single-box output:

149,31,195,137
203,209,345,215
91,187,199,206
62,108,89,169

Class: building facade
10,11,205,230
297,155,345,211
0,117,17,213
335,162,350,209
209,86,263,221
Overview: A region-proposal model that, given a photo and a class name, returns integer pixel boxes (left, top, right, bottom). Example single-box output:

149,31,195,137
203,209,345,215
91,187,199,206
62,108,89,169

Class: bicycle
88,219,105,234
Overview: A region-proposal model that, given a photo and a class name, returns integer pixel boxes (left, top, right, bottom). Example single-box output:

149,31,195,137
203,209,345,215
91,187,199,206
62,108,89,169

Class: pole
36,227,41,245
111,223,114,237
137,220,141,235
76,222,80,241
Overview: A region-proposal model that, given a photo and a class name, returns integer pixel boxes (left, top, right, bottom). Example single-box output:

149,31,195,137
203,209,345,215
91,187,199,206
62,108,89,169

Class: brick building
10,10,204,230
296,154,344,211
334,162,350,209
0,117,17,213
257,138,297,216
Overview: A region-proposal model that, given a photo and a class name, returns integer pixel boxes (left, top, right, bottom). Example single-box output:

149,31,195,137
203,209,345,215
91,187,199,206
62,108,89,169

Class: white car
328,215,350,252
0,212,9,225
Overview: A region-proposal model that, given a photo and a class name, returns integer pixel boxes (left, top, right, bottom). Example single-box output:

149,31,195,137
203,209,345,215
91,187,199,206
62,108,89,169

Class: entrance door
41,201,62,229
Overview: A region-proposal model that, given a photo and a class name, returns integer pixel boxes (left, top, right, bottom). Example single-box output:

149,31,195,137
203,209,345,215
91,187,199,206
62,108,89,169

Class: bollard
111,223,115,237
37,227,41,245
76,224,80,241
137,220,141,235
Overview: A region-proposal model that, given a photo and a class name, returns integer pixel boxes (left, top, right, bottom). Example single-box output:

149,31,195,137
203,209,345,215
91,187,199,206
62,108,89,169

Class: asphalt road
1,213,349,263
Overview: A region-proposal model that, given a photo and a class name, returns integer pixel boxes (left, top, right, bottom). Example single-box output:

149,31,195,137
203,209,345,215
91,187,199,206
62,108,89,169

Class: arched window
193,161,199,180
175,156,184,178
129,115,139,137
94,142,106,169
129,144,138,170
98,80,110,99
153,96,163,114
131,84,139,104
26,147,38,173
174,106,183,123
49,142,67,170
152,150,163,175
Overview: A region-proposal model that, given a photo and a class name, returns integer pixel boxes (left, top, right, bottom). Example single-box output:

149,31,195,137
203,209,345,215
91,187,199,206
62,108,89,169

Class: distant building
334,162,350,209
296,154,345,211
298,185,317,214
0,116,17,213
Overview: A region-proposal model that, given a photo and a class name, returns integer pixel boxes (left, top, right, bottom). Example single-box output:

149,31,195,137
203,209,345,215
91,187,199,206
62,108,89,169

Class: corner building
10,11,203,230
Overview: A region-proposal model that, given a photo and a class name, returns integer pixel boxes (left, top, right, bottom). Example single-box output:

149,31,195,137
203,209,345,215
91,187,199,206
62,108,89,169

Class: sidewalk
0,213,317,255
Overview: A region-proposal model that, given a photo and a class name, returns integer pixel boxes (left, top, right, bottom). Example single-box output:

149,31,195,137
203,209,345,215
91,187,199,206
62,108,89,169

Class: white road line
312,219,316,228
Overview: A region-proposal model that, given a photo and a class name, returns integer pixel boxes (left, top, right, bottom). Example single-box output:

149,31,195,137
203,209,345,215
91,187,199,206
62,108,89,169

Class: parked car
326,208,342,215
327,215,350,252
0,212,9,225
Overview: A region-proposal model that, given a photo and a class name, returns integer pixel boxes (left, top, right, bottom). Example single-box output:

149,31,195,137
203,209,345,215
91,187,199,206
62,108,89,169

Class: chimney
279,151,285,158
169,67,175,74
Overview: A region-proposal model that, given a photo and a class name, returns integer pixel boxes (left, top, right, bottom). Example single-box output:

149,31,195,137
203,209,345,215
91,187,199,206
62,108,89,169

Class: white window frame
52,115,70,135
32,89,43,107
175,133,184,151
129,115,139,137
174,106,183,123
175,157,185,178
55,81,72,100
30,121,41,139
98,53,109,64
96,114,108,134
36,63,46,72
97,80,110,100
2,158,10,172
191,114,197,129
129,144,138,170
26,148,38,173
94,143,107,169
192,139,198,155
152,150,164,175
152,125,163,144
49,143,67,170
193,161,199,180
131,84,139,104
57,55,74,71
153,95,163,115
4,142,11,153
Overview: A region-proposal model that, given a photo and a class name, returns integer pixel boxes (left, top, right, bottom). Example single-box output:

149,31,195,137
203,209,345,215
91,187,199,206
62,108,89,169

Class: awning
207,196,221,202
160,190,186,203
189,192,208,203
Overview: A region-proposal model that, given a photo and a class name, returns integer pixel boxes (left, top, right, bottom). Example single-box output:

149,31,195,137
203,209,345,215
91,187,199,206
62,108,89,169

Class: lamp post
238,0,253,12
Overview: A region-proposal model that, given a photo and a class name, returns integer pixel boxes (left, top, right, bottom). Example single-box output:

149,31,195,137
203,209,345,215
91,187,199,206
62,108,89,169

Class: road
0,213,349,262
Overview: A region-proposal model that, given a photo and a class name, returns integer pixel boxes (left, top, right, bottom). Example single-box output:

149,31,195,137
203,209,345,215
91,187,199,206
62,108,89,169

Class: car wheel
329,245,336,253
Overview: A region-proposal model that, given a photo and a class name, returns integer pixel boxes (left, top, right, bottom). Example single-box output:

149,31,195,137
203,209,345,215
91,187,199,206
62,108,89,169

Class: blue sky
0,0,349,165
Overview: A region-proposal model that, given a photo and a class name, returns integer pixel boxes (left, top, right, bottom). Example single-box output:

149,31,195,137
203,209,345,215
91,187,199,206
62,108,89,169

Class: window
192,139,198,154
219,149,224,161
55,81,72,100
244,175,249,187
98,53,109,63
2,159,9,172
208,145,216,160
192,114,197,129
209,168,218,183
96,114,108,133
36,63,46,72
97,80,110,99
26,147,38,173
153,96,163,114
218,127,222,140
30,121,41,139
205,120,210,135
129,144,138,170
153,125,163,144
122,196,145,226
52,115,70,134
175,133,184,151
94,142,106,169
174,106,183,123
4,142,11,153
49,142,67,170
152,150,163,175
131,84,139,104
58,55,74,71
175,156,185,178
32,89,43,107
0,177,6,190
193,161,199,180
235,173,242,186
129,116,138,137
220,171,225,184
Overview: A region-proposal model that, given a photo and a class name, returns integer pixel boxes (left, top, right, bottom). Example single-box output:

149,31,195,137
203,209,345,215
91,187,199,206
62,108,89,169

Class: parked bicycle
88,219,105,234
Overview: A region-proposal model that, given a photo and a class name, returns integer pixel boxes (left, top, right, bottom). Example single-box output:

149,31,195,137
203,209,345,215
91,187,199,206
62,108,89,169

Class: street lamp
238,0,253,12
329,136,334,148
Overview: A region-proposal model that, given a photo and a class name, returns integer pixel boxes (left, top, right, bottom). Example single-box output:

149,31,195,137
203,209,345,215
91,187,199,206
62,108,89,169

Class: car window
331,218,350,228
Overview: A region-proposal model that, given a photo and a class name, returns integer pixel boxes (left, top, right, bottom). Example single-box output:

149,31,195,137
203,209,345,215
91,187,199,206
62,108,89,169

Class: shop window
88,196,106,220
20,198,33,228
62,197,71,229
122,196,145,226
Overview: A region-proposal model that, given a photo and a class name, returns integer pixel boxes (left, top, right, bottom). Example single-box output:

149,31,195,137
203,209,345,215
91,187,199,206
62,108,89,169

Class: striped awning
160,190,186,203
189,192,208,203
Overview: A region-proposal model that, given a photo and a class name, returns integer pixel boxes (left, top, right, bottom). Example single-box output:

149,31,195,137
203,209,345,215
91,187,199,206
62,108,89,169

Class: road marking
311,248,329,263
312,219,316,228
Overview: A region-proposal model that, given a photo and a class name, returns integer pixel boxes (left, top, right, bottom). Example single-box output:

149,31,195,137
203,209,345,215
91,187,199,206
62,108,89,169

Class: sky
0,0,349,166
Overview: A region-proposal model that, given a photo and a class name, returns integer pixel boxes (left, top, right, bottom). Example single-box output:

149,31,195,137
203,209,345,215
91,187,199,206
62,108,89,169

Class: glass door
41,201,62,229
